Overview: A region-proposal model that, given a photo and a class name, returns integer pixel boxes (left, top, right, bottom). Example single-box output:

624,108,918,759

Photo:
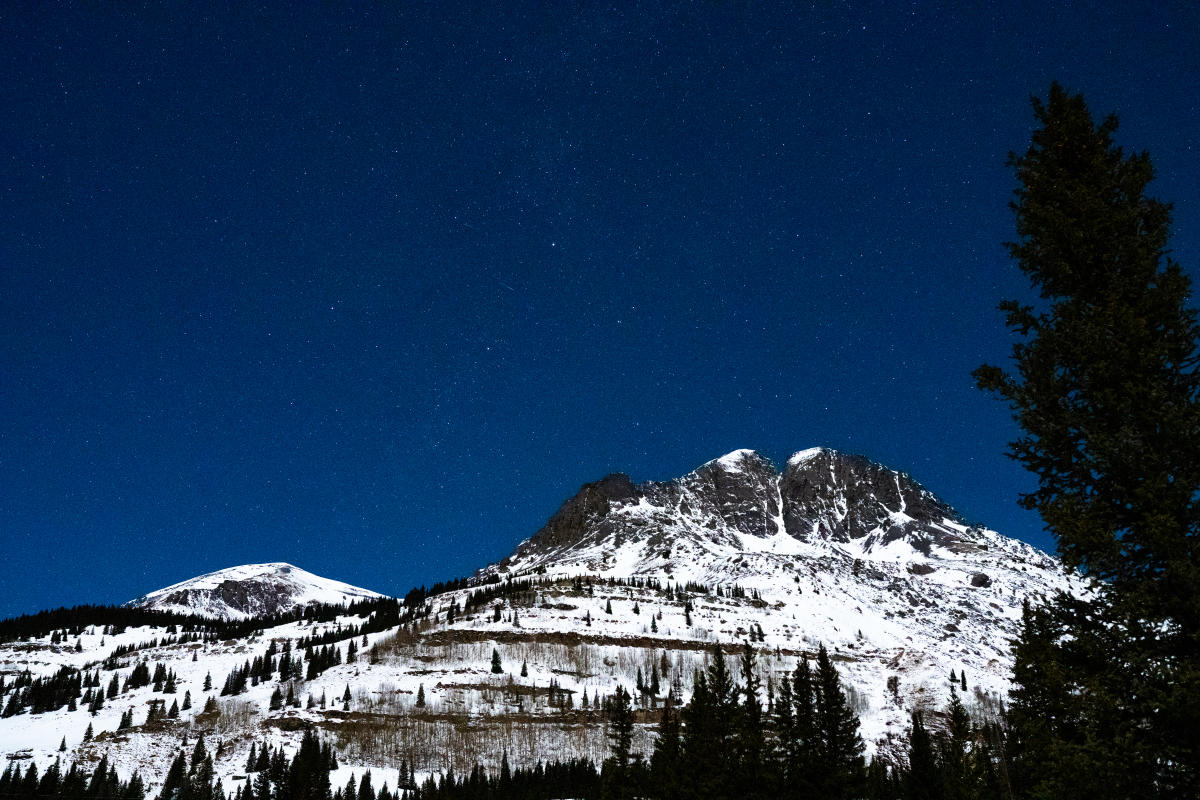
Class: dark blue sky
2,2,1197,618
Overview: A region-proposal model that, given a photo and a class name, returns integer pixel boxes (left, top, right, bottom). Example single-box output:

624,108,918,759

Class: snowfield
0,448,1079,794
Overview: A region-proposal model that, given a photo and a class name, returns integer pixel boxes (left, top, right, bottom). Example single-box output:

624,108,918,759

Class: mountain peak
502,446,991,579
125,562,387,620
786,446,832,466
703,448,766,471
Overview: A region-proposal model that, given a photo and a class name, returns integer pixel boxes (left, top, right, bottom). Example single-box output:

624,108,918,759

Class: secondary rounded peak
125,561,387,621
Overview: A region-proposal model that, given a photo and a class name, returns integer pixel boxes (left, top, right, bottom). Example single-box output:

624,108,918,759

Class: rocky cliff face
504,447,978,572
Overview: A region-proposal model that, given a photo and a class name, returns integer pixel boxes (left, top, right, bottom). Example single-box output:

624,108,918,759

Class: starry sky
2,2,1197,618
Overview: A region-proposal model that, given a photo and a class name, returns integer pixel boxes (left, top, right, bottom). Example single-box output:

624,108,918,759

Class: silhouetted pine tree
904,711,941,800
813,644,865,798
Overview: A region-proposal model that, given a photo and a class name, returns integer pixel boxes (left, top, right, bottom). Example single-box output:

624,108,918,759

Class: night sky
2,3,1197,618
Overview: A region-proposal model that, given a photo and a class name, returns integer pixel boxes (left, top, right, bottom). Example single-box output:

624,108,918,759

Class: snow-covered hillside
124,562,386,620
0,448,1078,794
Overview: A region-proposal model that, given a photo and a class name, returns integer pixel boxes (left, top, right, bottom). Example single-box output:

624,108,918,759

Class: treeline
0,595,407,645
167,730,347,800
406,642,1008,800
413,758,601,800
0,656,193,719
0,604,235,644
0,754,146,800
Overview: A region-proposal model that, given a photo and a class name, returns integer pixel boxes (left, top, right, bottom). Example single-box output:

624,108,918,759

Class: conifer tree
735,643,768,798
491,648,503,674
605,684,636,794
813,644,865,798
975,83,1200,797
904,711,940,800
787,655,819,797
159,751,187,800
939,686,974,800
650,693,681,796
416,684,425,708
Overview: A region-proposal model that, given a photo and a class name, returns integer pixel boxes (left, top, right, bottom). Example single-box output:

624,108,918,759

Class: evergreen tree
158,751,187,800
939,686,974,800
678,646,737,799
649,694,682,797
607,685,635,772
904,711,941,800
975,83,1200,797
191,735,208,772
735,643,768,798
788,656,819,797
813,644,865,798
416,683,425,708
491,648,503,674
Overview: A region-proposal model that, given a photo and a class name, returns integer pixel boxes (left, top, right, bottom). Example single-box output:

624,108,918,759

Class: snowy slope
0,448,1080,792
124,562,387,620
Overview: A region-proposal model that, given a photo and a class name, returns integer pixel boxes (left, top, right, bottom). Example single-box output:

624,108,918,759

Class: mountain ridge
495,446,1025,581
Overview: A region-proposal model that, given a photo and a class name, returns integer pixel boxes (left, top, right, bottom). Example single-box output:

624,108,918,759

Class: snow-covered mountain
124,562,387,620
0,447,1079,793
485,447,1076,743
498,446,1062,597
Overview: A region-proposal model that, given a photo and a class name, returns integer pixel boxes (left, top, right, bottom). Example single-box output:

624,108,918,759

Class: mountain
486,448,1076,751
0,447,1079,793
499,446,1055,584
124,562,387,620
